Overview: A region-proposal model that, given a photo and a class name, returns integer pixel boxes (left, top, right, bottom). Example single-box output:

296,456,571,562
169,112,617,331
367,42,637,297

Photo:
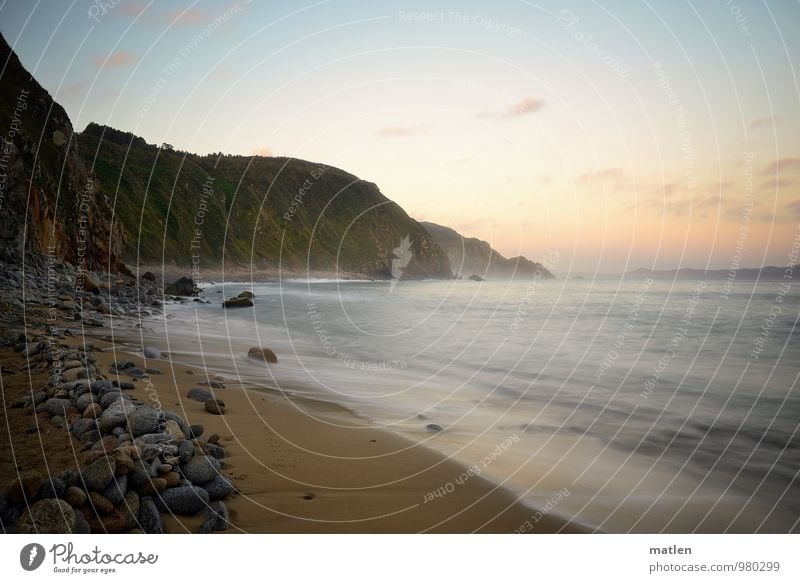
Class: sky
1,0,799,273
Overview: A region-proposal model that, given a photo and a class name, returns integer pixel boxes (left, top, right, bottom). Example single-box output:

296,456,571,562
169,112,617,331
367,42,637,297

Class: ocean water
147,277,799,533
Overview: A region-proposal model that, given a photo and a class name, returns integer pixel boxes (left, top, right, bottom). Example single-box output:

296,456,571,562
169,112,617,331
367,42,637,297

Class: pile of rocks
0,335,234,534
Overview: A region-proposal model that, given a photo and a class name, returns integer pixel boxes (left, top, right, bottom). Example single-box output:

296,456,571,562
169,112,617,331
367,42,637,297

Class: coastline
88,325,584,533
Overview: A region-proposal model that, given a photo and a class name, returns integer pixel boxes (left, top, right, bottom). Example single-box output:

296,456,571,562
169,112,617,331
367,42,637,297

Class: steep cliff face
420,221,555,279
0,33,126,272
78,124,452,278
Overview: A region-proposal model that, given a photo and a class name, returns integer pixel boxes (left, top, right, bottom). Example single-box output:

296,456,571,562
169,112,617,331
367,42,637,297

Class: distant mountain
420,222,554,279
624,266,788,280
0,33,126,272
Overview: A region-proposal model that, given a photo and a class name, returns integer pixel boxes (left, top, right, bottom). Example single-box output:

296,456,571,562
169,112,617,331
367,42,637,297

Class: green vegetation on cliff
79,124,451,278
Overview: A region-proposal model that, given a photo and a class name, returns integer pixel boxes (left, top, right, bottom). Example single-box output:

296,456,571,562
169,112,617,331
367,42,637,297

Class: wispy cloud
761,157,800,175
377,125,424,138
759,178,795,191
749,116,779,130
479,96,545,119
93,51,136,70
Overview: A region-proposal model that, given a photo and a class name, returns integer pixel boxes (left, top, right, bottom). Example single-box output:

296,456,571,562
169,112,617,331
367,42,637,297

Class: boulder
5,471,43,504
127,406,161,437
223,296,253,308
97,398,136,432
81,457,116,492
143,347,161,359
205,399,225,415
121,491,140,530
247,347,278,364
36,477,66,500
237,290,254,299
138,497,163,533
63,486,87,508
187,388,213,402
154,485,209,515
164,277,198,296
15,499,77,533
183,455,221,485
202,475,235,500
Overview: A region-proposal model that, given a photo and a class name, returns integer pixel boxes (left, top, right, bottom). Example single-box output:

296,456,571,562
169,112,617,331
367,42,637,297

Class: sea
136,276,799,533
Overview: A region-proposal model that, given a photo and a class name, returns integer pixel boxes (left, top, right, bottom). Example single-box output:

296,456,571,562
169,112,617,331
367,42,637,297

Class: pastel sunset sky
2,0,799,272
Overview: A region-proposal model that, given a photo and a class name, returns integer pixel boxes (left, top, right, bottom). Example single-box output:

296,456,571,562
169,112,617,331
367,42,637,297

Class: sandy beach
0,324,582,533
94,336,582,533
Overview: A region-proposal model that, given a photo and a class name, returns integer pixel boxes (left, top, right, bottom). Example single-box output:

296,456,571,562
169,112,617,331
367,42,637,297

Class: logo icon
20,543,46,571
390,235,413,292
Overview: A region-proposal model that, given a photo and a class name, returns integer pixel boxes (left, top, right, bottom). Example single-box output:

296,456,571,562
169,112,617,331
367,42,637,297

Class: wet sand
74,335,584,533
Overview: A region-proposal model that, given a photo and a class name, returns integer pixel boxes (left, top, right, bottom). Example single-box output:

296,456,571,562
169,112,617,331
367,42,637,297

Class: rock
206,443,226,459
71,417,98,438
143,346,161,359
425,424,444,433
207,434,221,444
127,406,161,436
101,475,127,506
164,277,198,296
178,440,194,463
237,290,254,299
183,455,221,485
36,477,66,500
468,274,485,281
163,472,181,488
138,497,163,533
154,485,209,515
74,510,91,534
124,367,148,378
223,296,253,308
82,457,116,492
84,508,126,533
199,380,225,389
202,475,235,500
63,486,87,508
187,388,213,402
16,499,76,533
83,403,103,419
98,398,136,432
88,491,114,515
62,367,88,382
99,391,127,409
121,491,140,530
136,478,167,496
5,471,43,504
164,419,186,440
189,424,204,439
247,346,278,364
204,399,225,415
75,392,97,412
127,461,153,488
40,397,72,417
81,273,101,294
198,501,230,533
142,271,156,282
146,368,162,375
113,453,135,476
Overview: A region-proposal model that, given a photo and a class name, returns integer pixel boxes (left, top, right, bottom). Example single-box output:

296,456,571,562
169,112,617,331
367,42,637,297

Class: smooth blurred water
159,276,799,532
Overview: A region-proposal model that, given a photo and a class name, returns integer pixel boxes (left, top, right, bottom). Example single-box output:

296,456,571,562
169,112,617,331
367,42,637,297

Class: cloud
479,96,545,119
93,51,136,69
759,178,795,191
761,157,800,175
749,116,778,130
251,146,273,157
377,125,423,138
787,199,800,217
164,9,210,25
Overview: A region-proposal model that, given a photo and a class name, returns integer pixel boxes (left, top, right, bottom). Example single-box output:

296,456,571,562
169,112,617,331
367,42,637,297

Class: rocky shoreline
0,251,234,534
